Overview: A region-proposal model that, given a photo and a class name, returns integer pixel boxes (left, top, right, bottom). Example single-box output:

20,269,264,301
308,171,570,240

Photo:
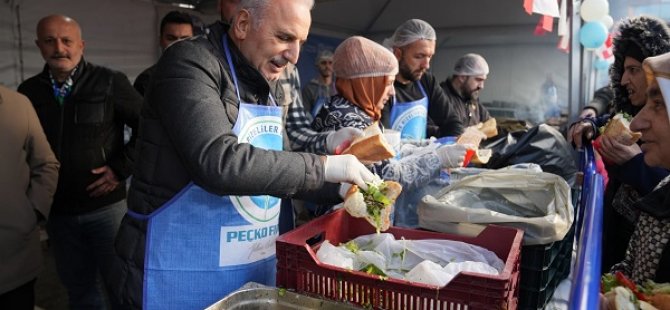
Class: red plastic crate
276,209,524,310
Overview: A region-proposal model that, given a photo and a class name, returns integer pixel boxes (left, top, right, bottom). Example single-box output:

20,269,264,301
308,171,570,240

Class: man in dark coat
17,14,142,309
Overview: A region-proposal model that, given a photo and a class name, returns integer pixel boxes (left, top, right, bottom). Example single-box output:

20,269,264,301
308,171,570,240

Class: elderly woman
610,52,670,284
312,36,468,227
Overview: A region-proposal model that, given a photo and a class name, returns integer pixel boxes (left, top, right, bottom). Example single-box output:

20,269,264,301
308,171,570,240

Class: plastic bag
483,124,578,186
418,169,574,245
314,233,505,287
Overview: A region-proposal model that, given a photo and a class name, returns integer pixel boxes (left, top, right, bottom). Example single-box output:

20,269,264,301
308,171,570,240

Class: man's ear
393,47,402,61
232,9,251,40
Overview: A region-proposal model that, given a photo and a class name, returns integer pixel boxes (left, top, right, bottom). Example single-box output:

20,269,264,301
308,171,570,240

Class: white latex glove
326,127,364,154
435,144,469,168
324,154,376,190
338,183,352,199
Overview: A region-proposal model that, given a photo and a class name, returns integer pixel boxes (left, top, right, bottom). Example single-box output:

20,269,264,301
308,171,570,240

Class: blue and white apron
310,96,327,118
128,35,283,310
390,82,428,140
310,83,335,118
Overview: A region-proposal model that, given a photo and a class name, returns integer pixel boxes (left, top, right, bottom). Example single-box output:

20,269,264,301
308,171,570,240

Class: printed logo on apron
223,106,283,267
390,82,429,140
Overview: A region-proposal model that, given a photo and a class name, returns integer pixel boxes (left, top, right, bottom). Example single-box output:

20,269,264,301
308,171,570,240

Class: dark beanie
623,40,645,62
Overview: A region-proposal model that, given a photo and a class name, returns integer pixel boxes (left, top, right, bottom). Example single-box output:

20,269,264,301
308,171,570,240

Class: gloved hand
326,127,364,154
339,183,352,199
435,144,469,168
324,154,376,190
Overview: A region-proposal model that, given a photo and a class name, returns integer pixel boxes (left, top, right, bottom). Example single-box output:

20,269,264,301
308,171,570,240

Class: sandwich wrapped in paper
343,179,402,233
473,118,498,138
456,126,492,165
599,113,642,146
342,122,396,163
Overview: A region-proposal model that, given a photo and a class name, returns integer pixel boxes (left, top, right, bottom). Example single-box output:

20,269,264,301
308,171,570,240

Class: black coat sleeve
424,74,464,137
108,72,143,180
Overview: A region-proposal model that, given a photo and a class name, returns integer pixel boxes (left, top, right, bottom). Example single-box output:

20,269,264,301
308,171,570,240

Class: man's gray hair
236,0,314,28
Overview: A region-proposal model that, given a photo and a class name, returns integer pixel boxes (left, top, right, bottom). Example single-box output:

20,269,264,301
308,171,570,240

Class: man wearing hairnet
381,19,464,140
302,49,336,118
439,53,492,127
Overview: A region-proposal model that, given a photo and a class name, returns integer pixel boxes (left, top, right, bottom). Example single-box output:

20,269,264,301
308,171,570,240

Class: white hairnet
333,36,398,79
453,53,489,76
383,19,436,48
315,49,334,65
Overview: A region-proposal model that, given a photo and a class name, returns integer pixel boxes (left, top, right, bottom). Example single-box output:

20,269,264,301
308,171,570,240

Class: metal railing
569,145,604,310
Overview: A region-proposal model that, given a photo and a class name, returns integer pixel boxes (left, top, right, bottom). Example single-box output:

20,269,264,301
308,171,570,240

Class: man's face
233,0,311,81
160,23,193,50
394,39,435,83
317,58,333,79
35,17,84,76
376,76,396,111
621,56,647,106
459,75,487,100
630,78,670,169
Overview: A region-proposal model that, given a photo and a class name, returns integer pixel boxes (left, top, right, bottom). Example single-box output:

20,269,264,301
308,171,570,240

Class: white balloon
581,0,609,22
600,15,614,29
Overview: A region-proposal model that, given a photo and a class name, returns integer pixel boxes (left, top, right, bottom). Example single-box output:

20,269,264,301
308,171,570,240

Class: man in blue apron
439,53,492,127
302,49,336,118
110,1,376,309
381,19,464,140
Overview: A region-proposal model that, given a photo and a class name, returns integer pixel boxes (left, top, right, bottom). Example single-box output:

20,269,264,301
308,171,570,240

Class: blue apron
390,82,428,140
128,35,283,310
309,83,334,118
311,96,326,118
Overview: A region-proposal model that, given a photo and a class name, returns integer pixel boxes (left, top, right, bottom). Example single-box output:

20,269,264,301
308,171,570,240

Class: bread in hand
343,181,402,233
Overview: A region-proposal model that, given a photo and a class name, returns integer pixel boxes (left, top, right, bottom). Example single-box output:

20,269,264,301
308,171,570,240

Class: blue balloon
579,22,608,49
594,58,610,71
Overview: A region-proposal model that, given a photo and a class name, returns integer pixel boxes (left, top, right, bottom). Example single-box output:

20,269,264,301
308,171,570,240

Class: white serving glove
435,144,470,168
324,154,376,190
326,127,364,154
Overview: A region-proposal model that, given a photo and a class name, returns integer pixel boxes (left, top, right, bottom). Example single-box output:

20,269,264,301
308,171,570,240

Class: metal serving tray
205,283,360,310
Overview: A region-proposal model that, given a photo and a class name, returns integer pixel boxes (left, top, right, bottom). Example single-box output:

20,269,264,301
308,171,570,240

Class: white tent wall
0,2,20,88
0,0,193,89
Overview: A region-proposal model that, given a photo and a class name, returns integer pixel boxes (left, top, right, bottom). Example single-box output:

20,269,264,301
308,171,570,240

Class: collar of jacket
634,176,670,219
209,21,275,105
443,77,469,103
40,58,87,84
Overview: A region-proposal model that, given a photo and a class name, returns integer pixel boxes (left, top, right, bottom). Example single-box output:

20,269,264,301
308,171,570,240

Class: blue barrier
569,145,604,310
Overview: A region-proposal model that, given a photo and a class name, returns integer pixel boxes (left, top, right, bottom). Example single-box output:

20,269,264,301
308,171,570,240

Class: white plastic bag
418,169,573,245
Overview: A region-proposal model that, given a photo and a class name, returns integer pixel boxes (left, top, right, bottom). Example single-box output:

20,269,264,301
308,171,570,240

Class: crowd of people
1,0,670,309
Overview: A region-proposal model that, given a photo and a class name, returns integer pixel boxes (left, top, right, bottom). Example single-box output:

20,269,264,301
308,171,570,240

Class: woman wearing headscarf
610,51,670,284
312,36,468,227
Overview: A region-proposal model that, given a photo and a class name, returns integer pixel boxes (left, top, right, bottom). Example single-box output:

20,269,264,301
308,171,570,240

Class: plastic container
518,252,571,310
517,225,574,309
276,209,524,310
520,224,575,273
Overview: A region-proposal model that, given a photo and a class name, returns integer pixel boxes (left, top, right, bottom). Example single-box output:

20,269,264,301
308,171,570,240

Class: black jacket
133,64,156,96
439,77,491,127
382,72,463,138
18,60,142,214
